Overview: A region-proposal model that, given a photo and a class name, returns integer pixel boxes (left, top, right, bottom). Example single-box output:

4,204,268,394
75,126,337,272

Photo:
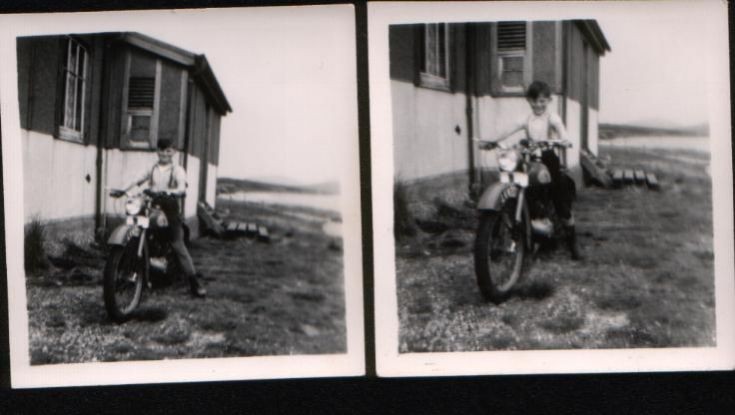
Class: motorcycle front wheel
474,210,526,303
103,238,146,323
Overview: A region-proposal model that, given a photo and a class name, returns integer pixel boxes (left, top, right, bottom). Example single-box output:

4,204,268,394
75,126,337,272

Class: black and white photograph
1,5,364,387
369,1,734,375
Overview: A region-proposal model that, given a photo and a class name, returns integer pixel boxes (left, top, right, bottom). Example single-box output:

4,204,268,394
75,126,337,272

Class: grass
394,181,417,240
395,144,715,352
24,218,49,275
26,198,346,364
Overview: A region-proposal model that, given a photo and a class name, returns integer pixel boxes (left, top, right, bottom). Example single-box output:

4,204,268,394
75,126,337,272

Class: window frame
58,36,88,143
492,21,533,96
419,23,451,91
120,49,162,150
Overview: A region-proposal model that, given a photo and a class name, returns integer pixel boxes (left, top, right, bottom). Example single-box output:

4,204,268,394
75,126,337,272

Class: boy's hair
157,138,174,150
526,81,552,100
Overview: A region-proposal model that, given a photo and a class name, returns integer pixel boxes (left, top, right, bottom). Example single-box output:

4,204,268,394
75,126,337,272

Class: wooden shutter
497,22,526,50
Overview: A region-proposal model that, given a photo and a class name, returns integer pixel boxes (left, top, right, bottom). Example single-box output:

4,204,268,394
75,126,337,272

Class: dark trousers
540,150,574,223
155,195,197,277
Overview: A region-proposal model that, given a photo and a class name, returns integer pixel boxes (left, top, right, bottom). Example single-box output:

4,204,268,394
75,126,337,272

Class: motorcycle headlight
125,198,143,215
497,150,519,172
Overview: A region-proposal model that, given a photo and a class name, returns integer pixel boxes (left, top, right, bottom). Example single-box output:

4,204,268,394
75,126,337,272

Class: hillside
599,123,709,139
217,177,339,195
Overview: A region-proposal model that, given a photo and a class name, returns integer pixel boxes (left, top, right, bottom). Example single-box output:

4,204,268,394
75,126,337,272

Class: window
122,51,161,149
420,23,450,90
59,37,87,142
494,22,531,93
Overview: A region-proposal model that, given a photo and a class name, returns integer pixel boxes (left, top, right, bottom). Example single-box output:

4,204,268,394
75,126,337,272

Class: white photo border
369,0,734,377
1,5,364,388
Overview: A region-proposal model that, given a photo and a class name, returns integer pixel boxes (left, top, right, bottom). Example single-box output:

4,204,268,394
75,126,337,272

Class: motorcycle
473,138,573,303
104,188,188,322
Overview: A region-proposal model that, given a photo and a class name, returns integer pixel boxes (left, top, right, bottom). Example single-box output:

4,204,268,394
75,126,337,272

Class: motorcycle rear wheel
474,210,526,303
104,239,146,323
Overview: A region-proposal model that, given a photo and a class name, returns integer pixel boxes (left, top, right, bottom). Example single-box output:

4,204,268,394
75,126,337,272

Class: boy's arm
170,166,188,196
120,171,151,196
549,113,570,142
477,121,525,149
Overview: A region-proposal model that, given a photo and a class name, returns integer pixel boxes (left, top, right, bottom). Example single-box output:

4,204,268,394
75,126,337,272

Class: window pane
437,24,446,77
130,115,151,142
503,56,524,71
64,73,75,128
502,70,523,87
425,25,438,75
75,75,84,131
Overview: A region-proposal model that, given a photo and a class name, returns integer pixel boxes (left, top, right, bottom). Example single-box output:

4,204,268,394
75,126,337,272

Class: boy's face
157,146,176,164
528,95,551,116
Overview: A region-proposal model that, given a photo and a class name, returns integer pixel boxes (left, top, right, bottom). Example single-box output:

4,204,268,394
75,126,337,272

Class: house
17,32,231,240
389,20,610,191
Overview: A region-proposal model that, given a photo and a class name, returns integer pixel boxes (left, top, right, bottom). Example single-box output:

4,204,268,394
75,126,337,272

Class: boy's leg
541,151,582,260
169,221,207,297
158,195,206,297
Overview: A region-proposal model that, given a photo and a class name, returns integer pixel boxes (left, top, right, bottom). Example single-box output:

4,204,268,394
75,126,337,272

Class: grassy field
26,198,345,364
395,144,715,352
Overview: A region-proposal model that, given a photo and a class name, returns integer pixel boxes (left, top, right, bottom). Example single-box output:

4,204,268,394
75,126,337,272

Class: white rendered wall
205,163,217,207
183,155,200,219
563,98,583,186
391,80,469,181
588,108,599,156
22,130,98,223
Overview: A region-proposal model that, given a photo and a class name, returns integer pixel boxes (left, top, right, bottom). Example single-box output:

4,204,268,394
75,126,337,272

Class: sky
137,7,358,184
595,13,714,127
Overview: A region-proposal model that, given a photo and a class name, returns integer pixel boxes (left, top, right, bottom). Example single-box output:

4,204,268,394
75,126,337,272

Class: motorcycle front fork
515,187,525,223
136,228,147,258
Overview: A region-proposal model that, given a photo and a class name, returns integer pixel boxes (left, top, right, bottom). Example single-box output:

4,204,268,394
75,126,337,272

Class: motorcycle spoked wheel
103,238,147,323
474,209,526,303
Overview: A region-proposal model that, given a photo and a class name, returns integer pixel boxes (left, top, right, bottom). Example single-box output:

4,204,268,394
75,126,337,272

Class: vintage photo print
369,1,733,376
1,5,364,387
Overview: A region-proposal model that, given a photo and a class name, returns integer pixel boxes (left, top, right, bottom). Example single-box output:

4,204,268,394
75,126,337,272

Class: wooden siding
187,83,209,161
158,60,185,149
389,24,419,84
531,21,561,93
86,36,105,147
472,23,493,96
448,23,467,93
564,22,601,110
16,37,63,136
103,43,126,149
209,113,221,166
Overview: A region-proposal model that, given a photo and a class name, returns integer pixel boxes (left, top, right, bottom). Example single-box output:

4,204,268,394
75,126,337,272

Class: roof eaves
575,20,612,55
119,32,197,66
192,55,232,115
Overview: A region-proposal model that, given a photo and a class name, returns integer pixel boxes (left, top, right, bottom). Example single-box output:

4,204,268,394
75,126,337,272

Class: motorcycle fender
477,182,515,211
107,224,136,246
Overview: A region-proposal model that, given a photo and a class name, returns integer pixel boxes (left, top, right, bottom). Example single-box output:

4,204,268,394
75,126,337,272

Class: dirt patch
26,198,346,364
397,146,715,352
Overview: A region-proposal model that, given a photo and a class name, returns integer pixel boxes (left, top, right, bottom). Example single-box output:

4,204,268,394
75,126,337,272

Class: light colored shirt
134,163,188,194
525,110,568,142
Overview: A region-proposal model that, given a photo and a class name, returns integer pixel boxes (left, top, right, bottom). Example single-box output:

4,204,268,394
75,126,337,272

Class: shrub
24,218,49,274
394,181,417,240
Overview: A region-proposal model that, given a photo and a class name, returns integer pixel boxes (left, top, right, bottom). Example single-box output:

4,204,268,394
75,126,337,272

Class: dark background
1,0,733,413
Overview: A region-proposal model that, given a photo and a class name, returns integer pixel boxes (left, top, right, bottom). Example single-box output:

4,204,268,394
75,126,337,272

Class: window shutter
127,77,155,108
497,22,526,50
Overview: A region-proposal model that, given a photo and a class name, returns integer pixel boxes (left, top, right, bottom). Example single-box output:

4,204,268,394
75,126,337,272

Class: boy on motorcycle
481,80,583,260
114,138,208,297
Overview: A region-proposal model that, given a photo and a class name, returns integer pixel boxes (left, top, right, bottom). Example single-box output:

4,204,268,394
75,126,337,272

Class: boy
482,80,582,260
114,138,207,297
